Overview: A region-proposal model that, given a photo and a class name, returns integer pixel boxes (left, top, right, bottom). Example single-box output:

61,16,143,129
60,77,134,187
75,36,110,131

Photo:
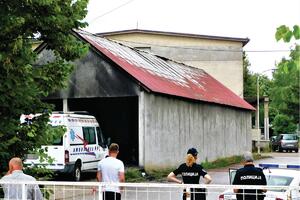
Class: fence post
186,186,191,200
21,183,26,200
98,183,103,200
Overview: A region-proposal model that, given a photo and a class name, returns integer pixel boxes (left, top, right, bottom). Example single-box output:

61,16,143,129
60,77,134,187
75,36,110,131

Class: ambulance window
83,127,96,144
53,137,63,145
96,127,105,147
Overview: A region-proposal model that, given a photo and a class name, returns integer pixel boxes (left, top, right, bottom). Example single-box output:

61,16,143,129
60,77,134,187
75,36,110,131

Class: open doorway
46,96,139,165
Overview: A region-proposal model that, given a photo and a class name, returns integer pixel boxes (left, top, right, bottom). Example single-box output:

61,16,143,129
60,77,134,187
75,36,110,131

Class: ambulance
22,112,109,181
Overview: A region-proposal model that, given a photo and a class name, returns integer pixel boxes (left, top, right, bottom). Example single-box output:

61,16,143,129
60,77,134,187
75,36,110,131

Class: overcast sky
84,0,300,77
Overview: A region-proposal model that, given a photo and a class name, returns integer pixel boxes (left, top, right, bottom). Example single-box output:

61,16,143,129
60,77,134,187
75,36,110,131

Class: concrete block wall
139,92,252,168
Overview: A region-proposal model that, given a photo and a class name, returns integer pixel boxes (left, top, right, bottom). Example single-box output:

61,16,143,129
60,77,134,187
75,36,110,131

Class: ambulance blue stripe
82,160,100,164
71,152,96,156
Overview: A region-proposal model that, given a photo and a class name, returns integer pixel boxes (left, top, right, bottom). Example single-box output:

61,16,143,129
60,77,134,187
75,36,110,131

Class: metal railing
0,181,298,200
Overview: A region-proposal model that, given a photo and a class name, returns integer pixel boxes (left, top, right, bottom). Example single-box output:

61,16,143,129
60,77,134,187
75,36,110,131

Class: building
97,29,249,97
37,30,254,168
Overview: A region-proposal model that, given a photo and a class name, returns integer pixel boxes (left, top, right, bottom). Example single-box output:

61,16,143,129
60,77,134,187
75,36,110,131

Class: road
205,151,300,200
209,151,300,185
51,151,299,199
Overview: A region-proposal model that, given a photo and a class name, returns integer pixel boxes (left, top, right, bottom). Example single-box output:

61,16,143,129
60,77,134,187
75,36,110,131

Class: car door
82,126,98,170
229,168,237,184
274,135,283,148
96,127,108,160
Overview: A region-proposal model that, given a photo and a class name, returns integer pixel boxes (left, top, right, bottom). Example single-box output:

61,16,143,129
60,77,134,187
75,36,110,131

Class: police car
219,164,300,200
22,112,109,181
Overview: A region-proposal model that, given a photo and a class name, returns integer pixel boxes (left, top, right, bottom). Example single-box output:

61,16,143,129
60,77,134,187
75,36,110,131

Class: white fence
0,181,298,200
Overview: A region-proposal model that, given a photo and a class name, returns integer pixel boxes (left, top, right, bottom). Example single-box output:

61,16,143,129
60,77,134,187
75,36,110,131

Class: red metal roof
76,30,255,111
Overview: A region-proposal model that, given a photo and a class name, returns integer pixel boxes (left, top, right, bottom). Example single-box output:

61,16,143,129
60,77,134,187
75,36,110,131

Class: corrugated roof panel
76,30,255,110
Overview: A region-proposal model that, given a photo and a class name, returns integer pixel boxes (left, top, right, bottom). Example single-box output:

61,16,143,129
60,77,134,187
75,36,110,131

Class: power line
89,0,135,24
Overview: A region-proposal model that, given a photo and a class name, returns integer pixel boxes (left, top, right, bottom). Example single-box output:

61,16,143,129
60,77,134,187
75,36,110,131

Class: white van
22,112,109,181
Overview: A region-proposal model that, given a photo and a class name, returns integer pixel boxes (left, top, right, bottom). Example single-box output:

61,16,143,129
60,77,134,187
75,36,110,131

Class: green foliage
201,155,243,169
125,167,148,182
243,52,256,98
243,54,272,128
257,74,272,98
272,114,297,134
0,0,89,174
42,188,54,200
270,46,300,126
276,25,300,42
24,166,54,180
125,167,175,182
146,167,175,182
243,52,272,98
269,25,300,133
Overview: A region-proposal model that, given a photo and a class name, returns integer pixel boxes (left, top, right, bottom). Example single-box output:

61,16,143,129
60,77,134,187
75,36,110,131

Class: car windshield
266,175,293,186
282,135,297,140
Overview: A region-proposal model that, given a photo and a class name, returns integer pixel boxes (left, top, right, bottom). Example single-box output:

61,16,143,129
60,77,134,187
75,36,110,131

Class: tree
243,52,273,129
272,114,297,134
243,52,256,98
0,0,89,173
270,46,300,125
243,52,272,98
270,25,300,134
275,25,300,42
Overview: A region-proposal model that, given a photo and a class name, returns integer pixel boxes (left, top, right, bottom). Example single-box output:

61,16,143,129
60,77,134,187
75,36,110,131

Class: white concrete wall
139,92,252,168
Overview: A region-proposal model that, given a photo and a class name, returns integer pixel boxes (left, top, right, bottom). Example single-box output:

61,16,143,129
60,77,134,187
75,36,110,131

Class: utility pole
257,76,261,154
256,68,275,154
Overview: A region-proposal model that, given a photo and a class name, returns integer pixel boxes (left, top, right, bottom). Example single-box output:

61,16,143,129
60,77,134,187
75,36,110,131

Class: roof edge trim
96,29,250,46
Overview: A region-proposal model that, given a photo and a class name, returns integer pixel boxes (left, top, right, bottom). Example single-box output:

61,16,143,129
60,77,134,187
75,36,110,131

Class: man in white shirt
0,157,43,200
97,143,125,200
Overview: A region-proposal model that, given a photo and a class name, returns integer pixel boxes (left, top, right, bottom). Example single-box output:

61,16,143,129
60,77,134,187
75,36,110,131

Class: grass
125,167,148,182
200,155,243,169
201,154,269,169
125,167,175,182
125,154,270,182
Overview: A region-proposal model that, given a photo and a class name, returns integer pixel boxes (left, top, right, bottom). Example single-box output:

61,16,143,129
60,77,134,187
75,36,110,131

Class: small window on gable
82,127,96,144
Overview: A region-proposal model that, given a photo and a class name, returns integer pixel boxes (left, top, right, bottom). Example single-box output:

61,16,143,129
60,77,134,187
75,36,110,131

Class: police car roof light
259,163,300,169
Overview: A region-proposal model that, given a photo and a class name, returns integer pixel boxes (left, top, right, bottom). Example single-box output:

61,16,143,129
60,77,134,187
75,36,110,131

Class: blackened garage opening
45,96,139,165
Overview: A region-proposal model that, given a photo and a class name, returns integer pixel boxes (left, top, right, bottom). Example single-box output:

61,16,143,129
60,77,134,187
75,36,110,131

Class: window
52,137,63,145
266,175,293,186
283,134,297,140
51,125,64,145
96,127,105,148
229,169,237,184
83,127,96,144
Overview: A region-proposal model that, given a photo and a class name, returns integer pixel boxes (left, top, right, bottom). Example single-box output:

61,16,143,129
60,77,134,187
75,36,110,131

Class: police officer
233,152,267,200
167,148,212,200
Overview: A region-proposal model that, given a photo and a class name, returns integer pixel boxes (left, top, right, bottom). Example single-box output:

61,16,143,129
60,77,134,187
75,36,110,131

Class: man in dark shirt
233,152,267,200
